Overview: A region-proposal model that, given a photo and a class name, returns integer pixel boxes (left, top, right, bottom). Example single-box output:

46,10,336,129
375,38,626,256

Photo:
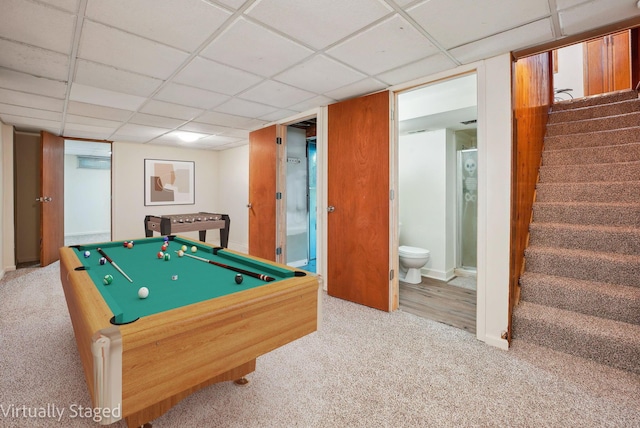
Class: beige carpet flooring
1,263,639,427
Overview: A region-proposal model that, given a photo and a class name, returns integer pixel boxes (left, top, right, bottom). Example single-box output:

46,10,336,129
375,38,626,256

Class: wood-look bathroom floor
399,276,476,334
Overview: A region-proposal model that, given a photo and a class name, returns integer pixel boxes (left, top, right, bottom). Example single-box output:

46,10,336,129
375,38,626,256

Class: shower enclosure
456,148,478,272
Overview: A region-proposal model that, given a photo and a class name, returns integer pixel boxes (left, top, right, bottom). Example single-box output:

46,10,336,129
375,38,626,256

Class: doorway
396,73,478,332
63,140,112,246
285,119,317,273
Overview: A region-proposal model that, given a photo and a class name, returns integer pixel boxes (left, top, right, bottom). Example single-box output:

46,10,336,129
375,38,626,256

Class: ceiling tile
74,60,163,98
174,56,263,95
213,98,279,118
69,83,147,111
287,95,336,113
194,111,268,129
246,0,393,49
0,0,75,54
139,100,204,121
38,0,80,13
326,15,439,75
0,114,60,132
377,53,458,85
178,122,228,134
63,123,117,140
78,21,190,80
128,113,186,129
559,0,640,36
66,101,133,122
200,17,313,77
85,0,231,52
0,39,69,81
450,19,554,64
258,109,299,122
0,103,61,121
238,80,316,109
324,78,387,101
275,55,366,94
154,82,230,110
64,114,122,128
111,123,171,142
0,68,67,99
408,0,550,49
0,88,64,112
216,0,247,10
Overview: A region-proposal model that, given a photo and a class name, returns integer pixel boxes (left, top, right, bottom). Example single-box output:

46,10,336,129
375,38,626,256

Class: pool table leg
234,377,249,385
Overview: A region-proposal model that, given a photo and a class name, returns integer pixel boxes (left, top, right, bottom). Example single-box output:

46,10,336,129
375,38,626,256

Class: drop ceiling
1,0,638,150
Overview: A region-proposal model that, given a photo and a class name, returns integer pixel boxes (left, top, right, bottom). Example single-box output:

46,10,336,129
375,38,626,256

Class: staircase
512,89,640,374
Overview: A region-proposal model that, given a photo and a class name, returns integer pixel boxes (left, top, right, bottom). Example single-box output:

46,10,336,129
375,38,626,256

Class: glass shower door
457,148,478,270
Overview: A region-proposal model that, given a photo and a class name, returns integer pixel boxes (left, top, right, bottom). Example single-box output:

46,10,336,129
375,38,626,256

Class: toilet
398,222,430,284
398,246,431,284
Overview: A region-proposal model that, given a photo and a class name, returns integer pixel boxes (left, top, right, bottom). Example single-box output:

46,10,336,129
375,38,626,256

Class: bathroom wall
399,128,456,281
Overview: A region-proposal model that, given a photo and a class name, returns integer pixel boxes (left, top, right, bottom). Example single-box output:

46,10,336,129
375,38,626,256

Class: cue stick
96,247,134,283
176,251,275,282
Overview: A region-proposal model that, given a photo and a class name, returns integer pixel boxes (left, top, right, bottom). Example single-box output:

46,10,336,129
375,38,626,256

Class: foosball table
144,212,230,247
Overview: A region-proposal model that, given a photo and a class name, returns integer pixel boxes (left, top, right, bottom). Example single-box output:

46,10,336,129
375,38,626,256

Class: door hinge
276,192,282,200
389,269,394,281
390,189,394,200
276,247,282,256
276,137,282,145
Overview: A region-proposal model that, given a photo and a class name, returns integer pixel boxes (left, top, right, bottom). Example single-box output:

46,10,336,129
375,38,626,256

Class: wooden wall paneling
509,52,552,342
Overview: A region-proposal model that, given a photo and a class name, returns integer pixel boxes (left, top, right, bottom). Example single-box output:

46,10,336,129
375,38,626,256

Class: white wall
64,154,111,236
554,43,585,99
111,142,221,245
399,129,456,281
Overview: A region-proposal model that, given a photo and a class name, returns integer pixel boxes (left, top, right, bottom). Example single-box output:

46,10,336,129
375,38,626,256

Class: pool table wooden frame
59,238,320,427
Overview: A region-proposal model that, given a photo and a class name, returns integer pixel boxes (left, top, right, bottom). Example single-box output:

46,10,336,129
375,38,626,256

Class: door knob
36,196,53,202
327,205,335,213
247,203,252,208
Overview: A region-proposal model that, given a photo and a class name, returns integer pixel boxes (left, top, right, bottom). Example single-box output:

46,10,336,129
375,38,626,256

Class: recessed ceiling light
174,131,205,142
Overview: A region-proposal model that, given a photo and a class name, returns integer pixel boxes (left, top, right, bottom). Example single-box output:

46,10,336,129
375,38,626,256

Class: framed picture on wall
144,159,195,206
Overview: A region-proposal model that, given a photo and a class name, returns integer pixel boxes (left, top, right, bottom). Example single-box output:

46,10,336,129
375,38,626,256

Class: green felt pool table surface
71,236,298,324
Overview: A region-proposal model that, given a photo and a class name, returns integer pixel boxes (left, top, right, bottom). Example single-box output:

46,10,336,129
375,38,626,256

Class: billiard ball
164,253,171,261
191,246,197,253
138,287,149,299
123,241,129,247
163,236,169,242
181,245,188,252
99,257,106,265
103,274,113,285
127,242,134,249
161,244,168,251
157,251,164,259
235,274,243,284
177,250,184,257
83,250,91,258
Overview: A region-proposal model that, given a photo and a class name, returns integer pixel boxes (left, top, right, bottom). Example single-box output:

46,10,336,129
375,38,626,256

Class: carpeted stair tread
512,301,640,374
539,160,640,183
519,272,640,325
544,127,640,151
546,111,640,137
529,222,640,255
524,246,640,287
550,89,638,111
535,181,640,203
548,98,640,124
541,143,640,167
532,202,640,227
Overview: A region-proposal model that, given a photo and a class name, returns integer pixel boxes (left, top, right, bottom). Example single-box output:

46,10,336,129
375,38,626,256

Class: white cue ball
191,246,198,253
138,287,149,299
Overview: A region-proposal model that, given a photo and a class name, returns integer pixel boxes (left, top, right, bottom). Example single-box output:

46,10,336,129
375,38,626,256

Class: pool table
59,236,320,427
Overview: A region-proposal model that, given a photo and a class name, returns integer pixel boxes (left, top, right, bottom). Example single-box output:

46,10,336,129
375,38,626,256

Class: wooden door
584,30,631,96
40,131,64,266
327,91,393,311
248,125,283,262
